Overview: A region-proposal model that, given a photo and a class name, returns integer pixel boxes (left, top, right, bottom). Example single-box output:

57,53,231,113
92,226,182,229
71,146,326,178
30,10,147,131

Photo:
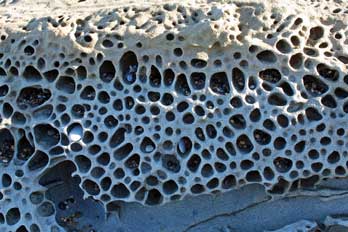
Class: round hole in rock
11,112,26,125
316,63,339,81
0,85,9,97
80,86,96,100
256,50,277,63
102,39,114,48
274,137,286,150
175,74,191,96
125,154,140,169
210,72,230,95
55,76,75,94
274,157,293,173
24,45,35,55
229,114,246,129
99,60,116,83
23,65,42,81
191,184,205,194
82,179,100,196
34,124,60,149
161,93,174,106
71,104,85,118
206,124,217,138
309,26,324,40
76,65,87,80
268,93,287,106
328,151,340,164
303,75,328,96
263,167,274,180
6,208,20,225
67,123,83,142
100,177,112,191
162,154,181,173
17,134,35,161
335,88,348,99
321,94,337,108
190,72,206,90
2,173,12,187
177,137,192,156
182,113,194,124
17,86,51,109
246,171,262,182
43,69,59,82
98,91,110,104
140,137,155,153
111,183,130,198
16,225,28,232
120,51,138,85
222,175,236,189
207,178,219,189
232,67,245,92
146,189,163,205
259,69,281,83
253,129,271,145
236,134,254,153
187,154,201,172
276,39,291,53
289,53,303,69
190,58,207,68
305,107,323,121
163,180,178,195
164,68,175,86
3,102,13,118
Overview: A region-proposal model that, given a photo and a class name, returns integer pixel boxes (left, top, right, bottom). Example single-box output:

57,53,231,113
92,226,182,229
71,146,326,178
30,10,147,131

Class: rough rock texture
0,0,348,231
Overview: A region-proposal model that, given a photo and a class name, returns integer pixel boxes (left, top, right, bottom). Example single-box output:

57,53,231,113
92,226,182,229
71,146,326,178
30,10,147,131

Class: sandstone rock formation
0,0,348,231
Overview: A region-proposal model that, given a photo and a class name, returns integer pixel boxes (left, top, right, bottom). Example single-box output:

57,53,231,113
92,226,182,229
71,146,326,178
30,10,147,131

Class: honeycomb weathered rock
0,0,348,231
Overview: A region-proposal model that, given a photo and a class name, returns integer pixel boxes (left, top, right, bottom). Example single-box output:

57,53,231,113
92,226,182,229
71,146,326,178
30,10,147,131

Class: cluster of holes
0,2,347,221
0,165,60,232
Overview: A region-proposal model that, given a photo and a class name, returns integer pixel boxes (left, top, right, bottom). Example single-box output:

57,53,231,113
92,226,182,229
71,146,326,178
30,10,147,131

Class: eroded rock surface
0,0,348,231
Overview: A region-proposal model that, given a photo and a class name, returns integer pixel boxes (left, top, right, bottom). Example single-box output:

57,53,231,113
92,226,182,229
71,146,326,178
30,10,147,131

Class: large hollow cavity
17,86,51,109
120,51,138,84
34,124,60,149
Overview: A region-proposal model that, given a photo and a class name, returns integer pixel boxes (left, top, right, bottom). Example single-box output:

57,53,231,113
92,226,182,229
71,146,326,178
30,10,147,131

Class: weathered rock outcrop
0,0,348,231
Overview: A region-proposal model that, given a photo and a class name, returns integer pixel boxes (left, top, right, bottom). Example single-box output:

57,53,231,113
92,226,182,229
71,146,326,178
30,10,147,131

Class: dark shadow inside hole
0,128,14,164
149,65,161,87
259,69,281,83
56,76,75,94
39,160,105,231
28,150,48,171
17,86,51,109
17,133,35,161
256,50,277,63
175,74,191,96
316,63,339,81
210,72,230,95
23,65,42,81
232,67,245,91
303,75,328,96
190,72,206,90
120,51,138,84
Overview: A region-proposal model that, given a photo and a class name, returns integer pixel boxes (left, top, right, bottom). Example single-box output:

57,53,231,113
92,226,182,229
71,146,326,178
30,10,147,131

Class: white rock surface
0,0,348,231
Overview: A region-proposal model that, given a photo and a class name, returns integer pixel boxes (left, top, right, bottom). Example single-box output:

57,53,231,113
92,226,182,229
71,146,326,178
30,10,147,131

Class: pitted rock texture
0,0,348,231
